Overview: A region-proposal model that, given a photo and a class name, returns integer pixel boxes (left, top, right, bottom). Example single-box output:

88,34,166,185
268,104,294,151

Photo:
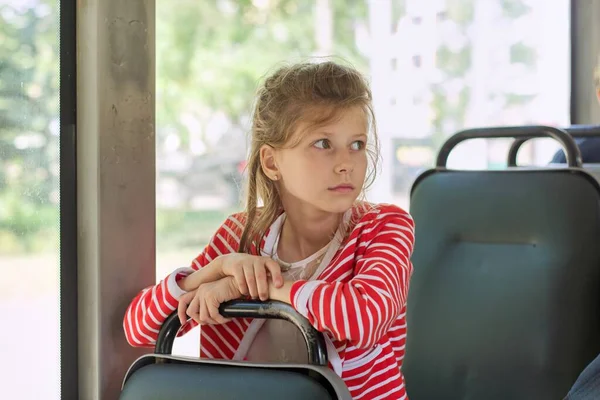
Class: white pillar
366,0,393,203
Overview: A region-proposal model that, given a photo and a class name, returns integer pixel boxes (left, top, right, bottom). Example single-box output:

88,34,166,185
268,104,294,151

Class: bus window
0,1,61,399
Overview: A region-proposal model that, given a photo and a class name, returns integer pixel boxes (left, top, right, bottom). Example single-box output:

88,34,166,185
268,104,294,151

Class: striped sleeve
290,208,415,350
123,213,246,347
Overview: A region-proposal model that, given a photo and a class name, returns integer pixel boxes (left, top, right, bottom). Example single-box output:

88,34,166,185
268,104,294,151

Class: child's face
270,106,369,214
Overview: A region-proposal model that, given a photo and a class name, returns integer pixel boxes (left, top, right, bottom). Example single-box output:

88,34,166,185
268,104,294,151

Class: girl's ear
259,144,280,181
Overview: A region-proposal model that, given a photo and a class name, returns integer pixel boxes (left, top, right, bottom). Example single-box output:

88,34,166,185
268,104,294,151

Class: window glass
0,0,61,398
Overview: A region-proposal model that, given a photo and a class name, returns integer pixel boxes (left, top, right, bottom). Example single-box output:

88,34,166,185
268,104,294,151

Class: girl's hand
219,253,283,301
177,277,242,325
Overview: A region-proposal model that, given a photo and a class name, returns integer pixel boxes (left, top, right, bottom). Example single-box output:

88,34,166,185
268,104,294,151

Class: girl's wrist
178,256,226,292
268,280,294,304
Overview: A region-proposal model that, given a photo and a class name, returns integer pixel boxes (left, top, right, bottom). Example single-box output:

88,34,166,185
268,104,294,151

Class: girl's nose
334,153,354,174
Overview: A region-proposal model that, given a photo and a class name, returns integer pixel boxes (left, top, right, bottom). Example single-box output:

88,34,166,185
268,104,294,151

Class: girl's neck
277,209,343,263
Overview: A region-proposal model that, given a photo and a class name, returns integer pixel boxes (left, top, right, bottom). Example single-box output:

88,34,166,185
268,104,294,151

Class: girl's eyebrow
312,131,368,138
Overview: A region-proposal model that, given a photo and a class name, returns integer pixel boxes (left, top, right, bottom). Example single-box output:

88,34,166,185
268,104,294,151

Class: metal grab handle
507,125,600,166
436,125,582,168
155,300,328,366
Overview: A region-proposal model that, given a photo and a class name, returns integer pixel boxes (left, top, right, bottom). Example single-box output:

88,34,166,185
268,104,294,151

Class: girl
124,61,415,400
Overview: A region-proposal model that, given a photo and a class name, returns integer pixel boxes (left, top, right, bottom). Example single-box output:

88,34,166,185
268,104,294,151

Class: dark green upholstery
120,354,351,400
120,364,330,400
404,169,600,400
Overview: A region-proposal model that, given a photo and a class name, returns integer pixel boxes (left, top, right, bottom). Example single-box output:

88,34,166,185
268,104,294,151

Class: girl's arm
269,281,294,304
123,214,244,347
270,208,415,350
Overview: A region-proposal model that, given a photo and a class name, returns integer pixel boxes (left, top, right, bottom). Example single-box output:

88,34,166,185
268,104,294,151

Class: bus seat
510,125,600,184
580,164,600,183
403,126,600,400
120,300,352,400
546,126,600,165
547,163,600,183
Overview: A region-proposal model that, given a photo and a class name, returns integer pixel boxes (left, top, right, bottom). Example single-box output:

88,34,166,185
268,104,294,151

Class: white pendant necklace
272,216,331,273
273,247,328,272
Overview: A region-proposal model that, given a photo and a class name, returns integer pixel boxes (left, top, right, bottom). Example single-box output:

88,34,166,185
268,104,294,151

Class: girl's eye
313,139,331,149
351,140,366,151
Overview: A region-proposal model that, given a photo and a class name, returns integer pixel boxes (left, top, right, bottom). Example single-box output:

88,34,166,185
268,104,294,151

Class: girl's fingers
243,264,258,299
198,295,218,325
254,260,269,301
207,297,231,325
177,291,194,325
186,295,201,323
232,269,249,296
264,258,283,287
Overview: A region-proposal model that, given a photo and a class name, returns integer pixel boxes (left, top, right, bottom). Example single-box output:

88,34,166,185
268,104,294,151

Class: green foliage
436,45,472,79
430,85,471,149
505,93,537,106
510,41,537,67
391,0,406,23
501,0,531,19
432,0,536,158
155,208,235,251
331,0,369,67
156,0,368,150
0,190,58,252
0,1,60,253
446,0,474,25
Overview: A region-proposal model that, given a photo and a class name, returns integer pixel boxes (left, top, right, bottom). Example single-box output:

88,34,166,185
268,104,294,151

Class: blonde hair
238,61,379,253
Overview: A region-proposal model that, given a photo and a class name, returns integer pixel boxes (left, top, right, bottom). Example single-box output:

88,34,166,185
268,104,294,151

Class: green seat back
404,169,600,400
120,354,351,400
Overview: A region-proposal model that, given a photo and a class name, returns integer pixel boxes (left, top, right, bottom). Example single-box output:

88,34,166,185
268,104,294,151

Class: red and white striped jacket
124,202,415,400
